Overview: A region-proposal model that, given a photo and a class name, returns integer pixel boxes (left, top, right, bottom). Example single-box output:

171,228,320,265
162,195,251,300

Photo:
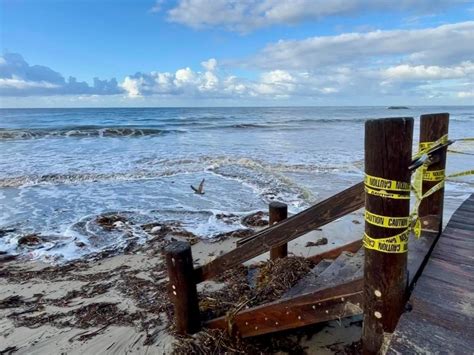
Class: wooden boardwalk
388,194,474,353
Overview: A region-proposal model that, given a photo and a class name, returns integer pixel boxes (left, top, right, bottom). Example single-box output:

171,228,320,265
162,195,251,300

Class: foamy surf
1,106,473,263
0,127,185,140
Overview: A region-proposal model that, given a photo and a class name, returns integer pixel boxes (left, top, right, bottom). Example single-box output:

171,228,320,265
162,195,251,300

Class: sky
1,0,474,108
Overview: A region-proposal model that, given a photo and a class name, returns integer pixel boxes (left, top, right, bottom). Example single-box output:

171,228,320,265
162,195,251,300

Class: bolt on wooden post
269,201,288,260
362,117,413,354
418,113,449,234
165,241,201,334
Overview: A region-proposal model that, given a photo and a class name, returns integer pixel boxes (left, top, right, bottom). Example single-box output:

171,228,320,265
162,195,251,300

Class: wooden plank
406,231,438,287
202,224,436,338
284,250,363,298
194,182,364,282
307,239,362,264
205,278,364,338
388,314,473,354
389,193,474,354
202,229,437,338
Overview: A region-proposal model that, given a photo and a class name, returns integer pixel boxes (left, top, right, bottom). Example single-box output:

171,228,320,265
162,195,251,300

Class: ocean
1,106,473,262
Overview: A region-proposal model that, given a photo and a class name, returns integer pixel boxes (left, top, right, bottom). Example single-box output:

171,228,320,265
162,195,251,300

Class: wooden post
165,241,201,334
362,117,413,354
269,201,288,260
418,113,449,234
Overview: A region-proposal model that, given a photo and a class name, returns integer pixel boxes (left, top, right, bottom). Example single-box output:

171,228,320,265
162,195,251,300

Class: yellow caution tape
364,186,410,199
412,164,425,200
365,210,410,229
448,149,474,156
454,137,474,142
411,134,449,237
412,134,449,160
447,169,474,178
418,134,448,151
364,174,410,191
363,134,473,253
423,169,445,182
363,229,410,254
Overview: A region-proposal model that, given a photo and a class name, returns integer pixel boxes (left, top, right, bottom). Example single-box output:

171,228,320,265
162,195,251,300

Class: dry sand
1,209,367,354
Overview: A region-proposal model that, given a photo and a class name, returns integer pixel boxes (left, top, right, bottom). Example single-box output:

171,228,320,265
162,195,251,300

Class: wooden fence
164,113,450,354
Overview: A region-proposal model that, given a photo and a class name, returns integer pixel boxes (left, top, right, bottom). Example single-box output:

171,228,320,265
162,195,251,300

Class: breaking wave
0,156,360,189
0,126,185,140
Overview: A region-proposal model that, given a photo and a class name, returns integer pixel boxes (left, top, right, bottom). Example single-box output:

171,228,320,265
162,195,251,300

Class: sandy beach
0,208,366,354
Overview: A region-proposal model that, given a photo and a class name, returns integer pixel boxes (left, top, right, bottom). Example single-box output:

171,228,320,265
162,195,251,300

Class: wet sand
1,190,468,355
0,209,367,354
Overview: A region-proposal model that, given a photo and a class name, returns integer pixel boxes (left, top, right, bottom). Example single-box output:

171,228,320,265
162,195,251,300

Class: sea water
1,106,473,262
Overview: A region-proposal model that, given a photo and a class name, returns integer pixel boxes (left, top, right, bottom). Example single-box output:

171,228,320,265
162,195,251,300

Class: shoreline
0,208,366,354
0,193,468,354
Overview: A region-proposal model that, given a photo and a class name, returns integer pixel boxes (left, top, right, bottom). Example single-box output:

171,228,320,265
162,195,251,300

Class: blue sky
1,0,474,107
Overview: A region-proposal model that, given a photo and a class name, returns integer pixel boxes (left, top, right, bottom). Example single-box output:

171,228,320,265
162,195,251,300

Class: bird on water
191,178,205,194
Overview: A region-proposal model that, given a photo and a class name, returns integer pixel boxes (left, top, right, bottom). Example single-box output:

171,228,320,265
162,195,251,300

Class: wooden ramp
205,229,441,338
206,250,365,337
388,194,474,354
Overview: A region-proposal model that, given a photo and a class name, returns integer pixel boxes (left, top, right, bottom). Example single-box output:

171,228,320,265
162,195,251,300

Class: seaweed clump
199,256,313,321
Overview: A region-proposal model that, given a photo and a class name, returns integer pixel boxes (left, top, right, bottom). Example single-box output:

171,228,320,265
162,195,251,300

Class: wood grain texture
283,250,364,299
419,113,449,233
388,194,474,354
362,117,413,355
202,230,437,338
269,202,288,260
194,182,365,282
205,278,364,338
165,241,201,334
307,239,362,264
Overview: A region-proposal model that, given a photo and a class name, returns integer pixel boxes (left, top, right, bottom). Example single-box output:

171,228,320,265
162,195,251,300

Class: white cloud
121,63,221,97
253,22,474,70
254,70,296,95
381,62,474,81
121,77,142,97
458,91,474,98
0,78,61,90
174,67,197,86
4,18,474,105
120,62,315,99
164,0,464,32
201,58,217,71
0,53,122,96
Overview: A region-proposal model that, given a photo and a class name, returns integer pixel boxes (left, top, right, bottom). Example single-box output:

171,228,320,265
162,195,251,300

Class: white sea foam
1,106,473,263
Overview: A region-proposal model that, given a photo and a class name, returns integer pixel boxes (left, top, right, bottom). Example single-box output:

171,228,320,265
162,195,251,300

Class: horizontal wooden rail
204,229,440,337
206,278,364,338
307,239,362,264
194,182,365,282
194,140,449,284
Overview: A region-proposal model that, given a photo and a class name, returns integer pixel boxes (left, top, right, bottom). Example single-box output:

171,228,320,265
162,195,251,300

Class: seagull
191,178,205,195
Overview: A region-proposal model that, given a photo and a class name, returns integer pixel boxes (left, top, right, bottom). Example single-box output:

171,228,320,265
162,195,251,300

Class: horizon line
1,104,473,110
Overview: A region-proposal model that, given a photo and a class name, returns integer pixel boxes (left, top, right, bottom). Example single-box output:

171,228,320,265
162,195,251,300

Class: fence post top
366,117,413,124
269,201,288,209
165,240,191,254
420,112,449,118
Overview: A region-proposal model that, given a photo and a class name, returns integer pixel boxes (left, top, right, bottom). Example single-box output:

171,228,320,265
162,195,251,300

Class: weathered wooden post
269,201,288,260
418,113,449,234
165,241,201,334
362,117,413,354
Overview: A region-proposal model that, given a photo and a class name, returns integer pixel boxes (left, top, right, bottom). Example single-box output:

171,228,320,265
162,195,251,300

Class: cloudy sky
1,0,474,107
